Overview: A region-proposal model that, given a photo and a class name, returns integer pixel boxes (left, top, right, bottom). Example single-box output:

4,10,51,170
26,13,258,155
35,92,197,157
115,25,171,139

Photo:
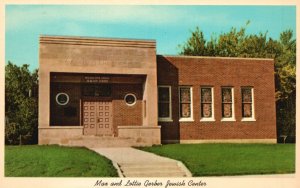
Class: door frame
81,98,113,136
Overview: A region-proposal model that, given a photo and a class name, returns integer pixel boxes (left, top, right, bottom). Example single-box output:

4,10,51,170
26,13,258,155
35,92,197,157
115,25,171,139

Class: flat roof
158,54,274,61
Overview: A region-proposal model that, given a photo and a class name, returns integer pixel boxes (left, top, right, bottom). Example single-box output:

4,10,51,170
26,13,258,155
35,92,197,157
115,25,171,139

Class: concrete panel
38,127,83,145
162,139,277,144
118,126,161,146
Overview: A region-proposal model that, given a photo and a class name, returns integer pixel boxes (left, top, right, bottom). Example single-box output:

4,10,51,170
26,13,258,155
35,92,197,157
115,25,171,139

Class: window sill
221,118,236,122
158,118,173,122
241,118,256,122
200,118,215,122
179,118,194,122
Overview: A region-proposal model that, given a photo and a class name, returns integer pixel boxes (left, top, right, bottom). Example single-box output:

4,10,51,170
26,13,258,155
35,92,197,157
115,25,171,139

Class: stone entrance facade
38,35,277,146
39,36,160,146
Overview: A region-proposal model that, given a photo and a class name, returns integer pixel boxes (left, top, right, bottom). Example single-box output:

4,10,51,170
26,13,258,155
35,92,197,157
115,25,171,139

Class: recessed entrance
83,101,113,136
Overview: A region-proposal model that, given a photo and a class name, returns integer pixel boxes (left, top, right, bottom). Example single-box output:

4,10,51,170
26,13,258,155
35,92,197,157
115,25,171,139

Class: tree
179,24,296,142
275,30,296,141
5,62,38,144
179,27,207,56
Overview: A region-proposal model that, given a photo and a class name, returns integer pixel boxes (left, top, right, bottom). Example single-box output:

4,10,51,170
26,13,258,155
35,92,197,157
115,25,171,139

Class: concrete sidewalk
90,147,192,177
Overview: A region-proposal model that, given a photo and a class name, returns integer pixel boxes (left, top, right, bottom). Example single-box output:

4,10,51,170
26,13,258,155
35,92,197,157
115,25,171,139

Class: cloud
6,5,211,31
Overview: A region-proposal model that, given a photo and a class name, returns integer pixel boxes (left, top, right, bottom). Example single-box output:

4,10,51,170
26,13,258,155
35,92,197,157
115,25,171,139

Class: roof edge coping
158,54,274,61
39,35,156,48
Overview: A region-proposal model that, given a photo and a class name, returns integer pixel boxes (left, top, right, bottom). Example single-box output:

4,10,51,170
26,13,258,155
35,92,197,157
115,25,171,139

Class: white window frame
221,87,236,122
241,87,256,121
158,85,173,122
179,86,194,122
124,93,137,106
200,87,215,122
56,92,69,106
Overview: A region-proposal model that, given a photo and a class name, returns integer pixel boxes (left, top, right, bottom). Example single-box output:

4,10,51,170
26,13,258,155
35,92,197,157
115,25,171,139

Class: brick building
39,36,277,146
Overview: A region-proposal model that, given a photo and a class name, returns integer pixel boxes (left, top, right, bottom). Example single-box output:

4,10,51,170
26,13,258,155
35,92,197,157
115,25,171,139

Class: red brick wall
112,84,143,136
157,55,277,141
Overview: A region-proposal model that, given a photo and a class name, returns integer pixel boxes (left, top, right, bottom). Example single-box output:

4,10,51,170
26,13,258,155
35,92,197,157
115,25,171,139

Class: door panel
83,102,97,135
96,101,113,136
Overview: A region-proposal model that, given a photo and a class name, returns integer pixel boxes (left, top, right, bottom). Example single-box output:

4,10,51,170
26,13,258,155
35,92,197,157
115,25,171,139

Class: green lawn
139,144,295,176
5,145,118,177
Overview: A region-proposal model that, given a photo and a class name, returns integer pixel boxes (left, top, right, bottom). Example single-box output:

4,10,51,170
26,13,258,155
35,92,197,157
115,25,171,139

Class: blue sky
5,5,296,71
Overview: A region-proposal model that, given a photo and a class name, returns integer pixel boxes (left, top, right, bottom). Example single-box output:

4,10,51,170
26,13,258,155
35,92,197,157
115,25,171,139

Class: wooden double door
83,101,113,136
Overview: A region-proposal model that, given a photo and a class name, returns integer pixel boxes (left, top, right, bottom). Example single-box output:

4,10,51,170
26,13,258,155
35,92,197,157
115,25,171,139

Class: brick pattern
112,84,143,136
157,55,277,141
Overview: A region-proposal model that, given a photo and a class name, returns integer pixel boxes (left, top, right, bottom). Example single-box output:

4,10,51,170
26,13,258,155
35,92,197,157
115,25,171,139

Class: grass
139,143,295,176
5,145,118,177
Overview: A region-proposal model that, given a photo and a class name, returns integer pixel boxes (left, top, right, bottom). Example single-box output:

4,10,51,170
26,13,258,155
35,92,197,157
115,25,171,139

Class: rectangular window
158,86,172,121
82,84,111,97
241,87,255,121
200,87,215,121
221,87,235,121
179,86,193,121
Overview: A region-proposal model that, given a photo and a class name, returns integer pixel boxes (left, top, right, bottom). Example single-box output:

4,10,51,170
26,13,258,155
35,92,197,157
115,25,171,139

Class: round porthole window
124,93,137,106
56,93,69,105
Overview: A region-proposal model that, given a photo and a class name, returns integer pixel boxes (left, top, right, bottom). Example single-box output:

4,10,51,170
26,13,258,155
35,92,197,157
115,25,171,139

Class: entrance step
122,171,187,177
118,162,188,177
67,136,136,147
120,162,179,169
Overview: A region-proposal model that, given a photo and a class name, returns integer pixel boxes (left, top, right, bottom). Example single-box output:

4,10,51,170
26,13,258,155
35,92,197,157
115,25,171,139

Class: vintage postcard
1,1,298,188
